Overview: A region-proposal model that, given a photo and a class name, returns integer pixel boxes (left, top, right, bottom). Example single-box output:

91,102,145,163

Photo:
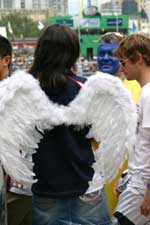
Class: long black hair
29,24,80,91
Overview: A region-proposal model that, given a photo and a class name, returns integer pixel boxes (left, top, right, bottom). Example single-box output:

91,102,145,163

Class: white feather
0,70,137,185
0,70,64,184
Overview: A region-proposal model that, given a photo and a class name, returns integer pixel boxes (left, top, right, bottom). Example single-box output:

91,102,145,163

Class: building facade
49,0,68,15
100,0,122,15
0,0,68,15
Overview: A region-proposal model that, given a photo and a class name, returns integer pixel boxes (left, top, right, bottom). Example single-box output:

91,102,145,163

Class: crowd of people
96,31,150,224
97,31,141,217
0,23,150,225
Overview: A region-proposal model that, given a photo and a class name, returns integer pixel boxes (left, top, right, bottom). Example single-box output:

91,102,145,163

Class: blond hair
114,33,150,65
100,32,125,44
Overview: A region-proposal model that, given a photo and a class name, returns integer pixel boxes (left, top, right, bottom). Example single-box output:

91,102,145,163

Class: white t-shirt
128,83,150,190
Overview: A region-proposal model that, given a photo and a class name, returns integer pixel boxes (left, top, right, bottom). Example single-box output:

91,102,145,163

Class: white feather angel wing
0,70,137,185
0,70,64,184
65,72,137,183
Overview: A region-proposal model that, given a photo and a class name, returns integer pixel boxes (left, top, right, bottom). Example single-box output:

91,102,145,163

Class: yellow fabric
123,79,141,103
92,79,141,216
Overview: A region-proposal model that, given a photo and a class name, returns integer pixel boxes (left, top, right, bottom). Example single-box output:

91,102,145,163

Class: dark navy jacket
32,75,95,198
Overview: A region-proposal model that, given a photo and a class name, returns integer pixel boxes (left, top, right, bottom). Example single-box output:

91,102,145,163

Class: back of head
29,24,80,91
0,35,12,59
114,33,150,66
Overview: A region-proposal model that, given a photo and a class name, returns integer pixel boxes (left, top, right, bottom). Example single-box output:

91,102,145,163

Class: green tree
0,13,43,39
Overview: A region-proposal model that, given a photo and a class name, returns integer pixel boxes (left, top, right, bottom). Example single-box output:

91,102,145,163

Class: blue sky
68,0,109,15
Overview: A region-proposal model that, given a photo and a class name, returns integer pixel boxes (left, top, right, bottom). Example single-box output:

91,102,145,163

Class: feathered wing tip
66,72,137,183
0,70,44,183
87,72,137,183
0,70,64,184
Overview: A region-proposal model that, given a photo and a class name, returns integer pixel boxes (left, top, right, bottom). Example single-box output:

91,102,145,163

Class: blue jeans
32,188,112,225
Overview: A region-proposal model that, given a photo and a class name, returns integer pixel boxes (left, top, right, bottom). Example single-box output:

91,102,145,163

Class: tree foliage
0,13,43,39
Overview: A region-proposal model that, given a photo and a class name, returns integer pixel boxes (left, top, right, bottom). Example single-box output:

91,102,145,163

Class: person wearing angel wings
0,35,32,225
0,24,137,225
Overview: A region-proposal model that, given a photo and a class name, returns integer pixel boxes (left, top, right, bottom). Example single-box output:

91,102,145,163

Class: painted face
97,40,120,75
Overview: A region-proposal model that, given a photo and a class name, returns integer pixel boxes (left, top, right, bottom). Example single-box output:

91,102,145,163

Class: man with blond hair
113,33,150,225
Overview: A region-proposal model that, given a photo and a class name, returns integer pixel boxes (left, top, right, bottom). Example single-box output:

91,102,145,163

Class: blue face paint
97,40,120,75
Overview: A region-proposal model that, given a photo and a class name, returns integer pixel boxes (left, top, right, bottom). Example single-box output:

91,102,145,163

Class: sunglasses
119,60,128,67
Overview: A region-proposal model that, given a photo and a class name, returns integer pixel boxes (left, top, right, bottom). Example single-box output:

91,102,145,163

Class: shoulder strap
68,76,85,88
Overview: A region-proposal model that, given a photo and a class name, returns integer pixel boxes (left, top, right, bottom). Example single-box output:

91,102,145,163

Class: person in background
29,24,112,225
97,32,141,216
6,155,32,225
113,33,150,225
0,34,12,225
0,35,32,225
97,32,123,75
97,32,140,102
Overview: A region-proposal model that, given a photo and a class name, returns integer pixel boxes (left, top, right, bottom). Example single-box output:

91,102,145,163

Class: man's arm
140,182,150,217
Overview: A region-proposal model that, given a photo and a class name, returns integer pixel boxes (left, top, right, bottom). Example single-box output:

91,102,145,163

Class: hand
140,189,150,217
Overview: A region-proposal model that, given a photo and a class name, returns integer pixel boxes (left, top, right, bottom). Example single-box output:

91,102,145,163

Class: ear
3,55,11,66
135,53,143,65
